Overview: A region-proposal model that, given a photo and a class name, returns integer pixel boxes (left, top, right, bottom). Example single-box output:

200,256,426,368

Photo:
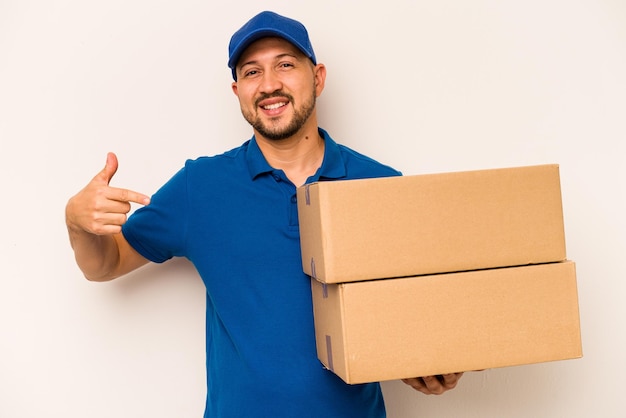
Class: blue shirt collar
246,128,347,182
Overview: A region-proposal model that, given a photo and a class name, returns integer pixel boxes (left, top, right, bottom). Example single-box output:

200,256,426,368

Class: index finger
108,186,151,206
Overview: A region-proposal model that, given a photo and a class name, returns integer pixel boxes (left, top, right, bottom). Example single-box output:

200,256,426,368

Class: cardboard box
311,261,582,384
298,164,566,283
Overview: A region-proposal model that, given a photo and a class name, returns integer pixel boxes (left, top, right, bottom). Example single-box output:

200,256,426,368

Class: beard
241,85,317,141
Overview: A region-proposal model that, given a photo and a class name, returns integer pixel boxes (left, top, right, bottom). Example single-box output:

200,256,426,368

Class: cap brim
228,28,315,71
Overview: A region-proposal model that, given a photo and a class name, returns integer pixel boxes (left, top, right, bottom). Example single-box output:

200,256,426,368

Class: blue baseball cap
228,11,317,80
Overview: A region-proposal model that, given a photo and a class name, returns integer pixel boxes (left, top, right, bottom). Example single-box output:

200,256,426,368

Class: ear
313,63,327,97
231,81,239,97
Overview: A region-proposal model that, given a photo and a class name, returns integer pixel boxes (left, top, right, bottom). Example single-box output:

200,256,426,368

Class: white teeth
263,102,286,110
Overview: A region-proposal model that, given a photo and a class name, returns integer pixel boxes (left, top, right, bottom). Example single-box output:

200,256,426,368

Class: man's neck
255,126,325,187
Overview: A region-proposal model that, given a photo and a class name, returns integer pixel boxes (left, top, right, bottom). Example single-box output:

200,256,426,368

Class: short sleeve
122,165,189,263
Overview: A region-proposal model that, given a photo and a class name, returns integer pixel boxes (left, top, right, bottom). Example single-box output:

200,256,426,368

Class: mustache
255,91,294,107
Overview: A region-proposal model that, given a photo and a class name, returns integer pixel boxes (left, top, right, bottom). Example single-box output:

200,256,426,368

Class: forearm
66,225,123,282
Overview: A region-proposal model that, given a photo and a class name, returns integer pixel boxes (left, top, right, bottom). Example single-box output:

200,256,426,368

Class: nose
259,69,283,94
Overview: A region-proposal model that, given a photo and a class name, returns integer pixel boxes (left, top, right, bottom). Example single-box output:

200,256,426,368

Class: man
65,11,463,417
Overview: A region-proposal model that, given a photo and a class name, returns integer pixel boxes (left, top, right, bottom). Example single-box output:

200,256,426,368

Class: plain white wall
1,0,625,417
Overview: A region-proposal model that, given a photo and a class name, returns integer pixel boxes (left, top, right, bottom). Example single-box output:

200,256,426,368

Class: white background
1,1,625,417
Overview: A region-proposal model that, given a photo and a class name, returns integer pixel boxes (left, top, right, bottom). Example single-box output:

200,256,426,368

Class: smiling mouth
262,102,288,110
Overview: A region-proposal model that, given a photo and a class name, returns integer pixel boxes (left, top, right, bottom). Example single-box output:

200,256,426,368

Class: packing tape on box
310,257,317,279
325,335,334,372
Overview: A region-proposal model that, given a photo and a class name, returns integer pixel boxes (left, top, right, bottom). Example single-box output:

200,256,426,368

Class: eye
243,69,259,78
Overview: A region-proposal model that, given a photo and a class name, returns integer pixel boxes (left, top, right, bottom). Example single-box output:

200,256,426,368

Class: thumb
96,152,119,185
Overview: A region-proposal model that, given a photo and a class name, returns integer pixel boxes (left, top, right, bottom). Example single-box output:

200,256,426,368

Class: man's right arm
65,152,151,281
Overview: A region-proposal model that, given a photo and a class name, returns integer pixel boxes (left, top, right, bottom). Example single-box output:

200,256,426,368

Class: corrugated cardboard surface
311,261,582,384
298,164,566,283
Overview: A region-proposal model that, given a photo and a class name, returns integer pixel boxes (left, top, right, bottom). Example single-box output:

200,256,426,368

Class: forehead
237,37,304,66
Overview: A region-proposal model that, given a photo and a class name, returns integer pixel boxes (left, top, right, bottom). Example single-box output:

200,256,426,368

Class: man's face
231,37,324,141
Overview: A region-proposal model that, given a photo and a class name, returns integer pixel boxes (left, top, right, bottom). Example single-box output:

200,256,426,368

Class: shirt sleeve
122,165,189,263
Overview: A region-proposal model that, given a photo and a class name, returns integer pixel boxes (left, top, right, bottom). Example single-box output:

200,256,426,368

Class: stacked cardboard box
297,164,582,384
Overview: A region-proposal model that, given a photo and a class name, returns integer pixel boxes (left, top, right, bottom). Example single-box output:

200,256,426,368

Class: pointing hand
66,153,150,235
